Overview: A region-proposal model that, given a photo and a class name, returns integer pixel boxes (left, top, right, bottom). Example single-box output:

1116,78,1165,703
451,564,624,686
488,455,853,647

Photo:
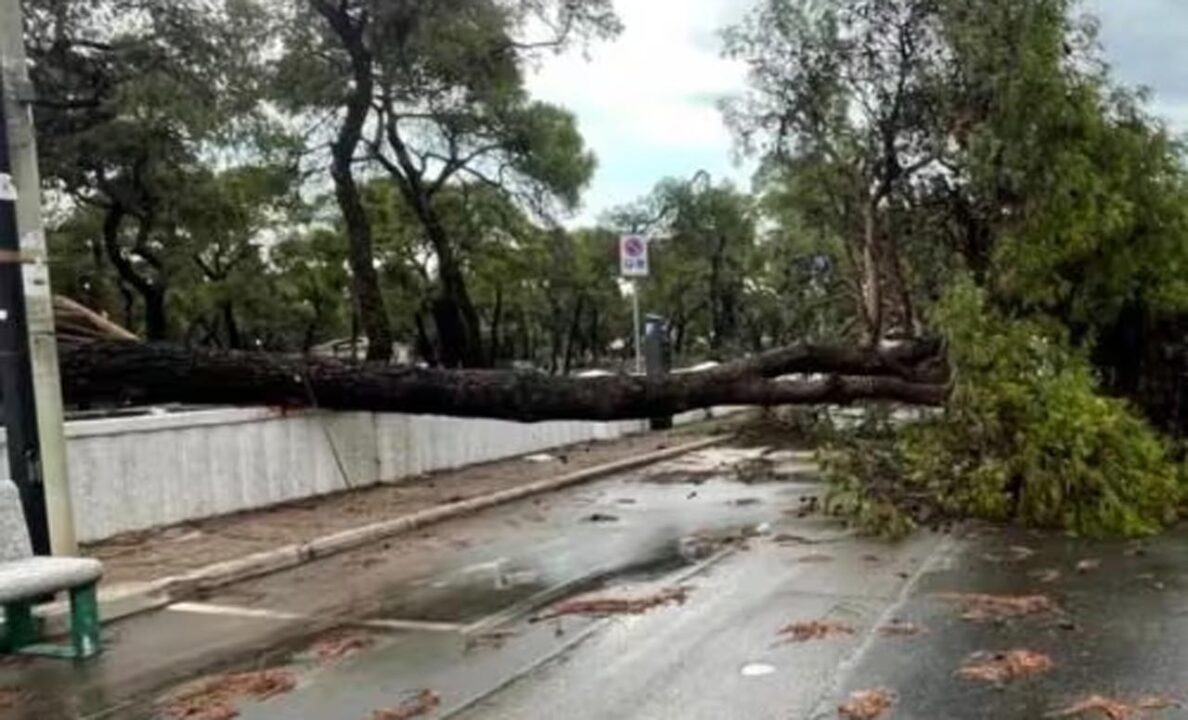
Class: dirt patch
370,689,441,720
307,630,376,664
838,689,895,720
85,430,718,584
778,619,856,643
877,620,924,637
160,669,296,720
1046,695,1182,719
957,650,1053,684
934,593,1058,622
533,587,690,620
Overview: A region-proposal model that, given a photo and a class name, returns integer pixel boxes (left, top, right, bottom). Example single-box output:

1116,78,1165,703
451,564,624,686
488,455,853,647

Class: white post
0,0,77,555
632,279,642,375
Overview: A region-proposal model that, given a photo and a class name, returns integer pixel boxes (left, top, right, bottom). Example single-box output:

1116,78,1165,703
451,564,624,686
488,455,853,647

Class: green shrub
825,281,1184,537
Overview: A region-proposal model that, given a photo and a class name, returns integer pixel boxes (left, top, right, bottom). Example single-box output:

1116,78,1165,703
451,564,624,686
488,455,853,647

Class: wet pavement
1,445,1187,719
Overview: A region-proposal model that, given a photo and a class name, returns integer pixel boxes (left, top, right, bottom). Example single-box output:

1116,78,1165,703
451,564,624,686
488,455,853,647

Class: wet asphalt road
2,445,1187,719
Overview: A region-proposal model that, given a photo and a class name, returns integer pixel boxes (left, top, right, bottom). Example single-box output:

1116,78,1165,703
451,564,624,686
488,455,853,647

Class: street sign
620,234,649,277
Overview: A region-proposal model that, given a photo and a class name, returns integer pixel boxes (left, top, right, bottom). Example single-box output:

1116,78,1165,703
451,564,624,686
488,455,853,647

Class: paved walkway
84,428,719,584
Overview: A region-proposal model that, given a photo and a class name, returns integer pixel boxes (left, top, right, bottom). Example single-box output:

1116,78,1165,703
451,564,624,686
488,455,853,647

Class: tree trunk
314,1,394,363
860,201,883,344
101,205,168,340
60,340,946,422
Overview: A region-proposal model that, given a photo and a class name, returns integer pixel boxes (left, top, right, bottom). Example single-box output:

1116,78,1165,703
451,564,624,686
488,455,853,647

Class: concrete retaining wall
0,406,724,543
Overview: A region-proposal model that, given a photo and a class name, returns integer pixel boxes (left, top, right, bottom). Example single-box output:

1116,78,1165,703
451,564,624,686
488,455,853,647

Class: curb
63,434,729,627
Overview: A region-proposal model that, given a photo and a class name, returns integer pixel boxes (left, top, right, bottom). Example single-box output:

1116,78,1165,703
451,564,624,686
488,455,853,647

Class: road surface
1,445,1185,719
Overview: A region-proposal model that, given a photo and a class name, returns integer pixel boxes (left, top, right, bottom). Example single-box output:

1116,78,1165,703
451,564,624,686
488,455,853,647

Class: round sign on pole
620,234,649,277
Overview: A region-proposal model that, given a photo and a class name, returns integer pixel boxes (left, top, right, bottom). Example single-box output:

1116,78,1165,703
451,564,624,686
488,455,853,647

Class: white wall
0,407,723,543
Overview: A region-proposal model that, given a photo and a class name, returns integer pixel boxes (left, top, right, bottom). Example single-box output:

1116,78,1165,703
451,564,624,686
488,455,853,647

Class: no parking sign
619,234,649,277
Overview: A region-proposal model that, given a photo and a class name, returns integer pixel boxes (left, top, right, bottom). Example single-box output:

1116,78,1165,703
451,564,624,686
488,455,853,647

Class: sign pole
1,0,76,555
632,279,642,374
619,234,649,375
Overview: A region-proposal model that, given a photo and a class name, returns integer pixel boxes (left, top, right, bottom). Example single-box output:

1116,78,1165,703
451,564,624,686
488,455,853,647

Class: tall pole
632,279,642,375
0,0,76,555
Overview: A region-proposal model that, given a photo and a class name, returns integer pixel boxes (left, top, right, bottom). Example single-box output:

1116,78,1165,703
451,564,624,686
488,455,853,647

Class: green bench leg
3,602,41,651
69,583,101,659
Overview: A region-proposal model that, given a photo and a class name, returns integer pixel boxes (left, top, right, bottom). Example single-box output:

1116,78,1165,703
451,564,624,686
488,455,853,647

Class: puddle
740,662,776,677
369,544,698,625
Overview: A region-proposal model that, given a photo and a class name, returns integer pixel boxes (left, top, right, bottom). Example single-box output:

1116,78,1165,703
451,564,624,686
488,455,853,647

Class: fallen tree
59,340,946,422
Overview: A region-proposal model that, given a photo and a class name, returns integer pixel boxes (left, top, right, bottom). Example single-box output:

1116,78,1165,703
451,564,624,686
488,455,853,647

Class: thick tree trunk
314,0,394,363
59,341,945,422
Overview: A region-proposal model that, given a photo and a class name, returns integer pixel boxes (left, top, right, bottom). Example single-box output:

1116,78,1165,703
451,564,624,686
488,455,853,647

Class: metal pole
632,279,642,374
0,0,76,555
0,73,48,556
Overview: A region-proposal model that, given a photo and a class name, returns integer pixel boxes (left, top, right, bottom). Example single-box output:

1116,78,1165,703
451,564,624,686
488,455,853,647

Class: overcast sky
527,0,1188,225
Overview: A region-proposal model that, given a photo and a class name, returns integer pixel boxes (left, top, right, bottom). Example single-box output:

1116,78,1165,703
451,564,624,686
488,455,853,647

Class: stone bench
0,482,103,659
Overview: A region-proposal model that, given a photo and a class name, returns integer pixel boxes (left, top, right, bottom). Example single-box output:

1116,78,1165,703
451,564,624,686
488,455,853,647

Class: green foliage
826,282,1184,538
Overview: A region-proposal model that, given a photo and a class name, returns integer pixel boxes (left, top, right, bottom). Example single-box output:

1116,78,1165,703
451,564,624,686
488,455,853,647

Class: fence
0,406,723,543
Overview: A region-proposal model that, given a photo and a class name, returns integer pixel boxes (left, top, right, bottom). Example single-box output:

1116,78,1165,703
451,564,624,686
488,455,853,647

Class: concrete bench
0,482,103,659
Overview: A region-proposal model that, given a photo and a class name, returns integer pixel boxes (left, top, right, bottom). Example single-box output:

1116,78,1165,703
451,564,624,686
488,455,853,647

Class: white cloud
527,0,755,222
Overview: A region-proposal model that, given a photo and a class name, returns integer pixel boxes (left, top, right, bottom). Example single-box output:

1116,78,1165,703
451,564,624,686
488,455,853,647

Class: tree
612,175,757,358
275,0,619,364
28,0,276,340
725,0,943,343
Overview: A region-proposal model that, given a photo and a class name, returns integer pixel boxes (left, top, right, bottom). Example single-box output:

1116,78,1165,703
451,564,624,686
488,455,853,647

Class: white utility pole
0,0,77,555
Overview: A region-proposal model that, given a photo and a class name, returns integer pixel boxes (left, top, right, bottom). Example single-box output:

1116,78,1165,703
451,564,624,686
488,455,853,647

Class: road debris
739,662,777,677
778,619,856,642
584,513,620,523
838,688,895,720
1077,559,1102,574
464,629,519,651
878,620,925,637
934,593,1058,622
308,630,375,664
1046,694,1182,719
160,669,296,720
797,553,835,564
957,650,1054,684
730,497,763,507
1030,568,1062,583
533,587,691,620
371,689,442,720
984,546,1036,563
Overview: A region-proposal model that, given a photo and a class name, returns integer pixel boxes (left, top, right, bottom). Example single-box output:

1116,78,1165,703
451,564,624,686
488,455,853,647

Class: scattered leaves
1046,694,1181,719
838,689,895,720
534,587,690,620
160,669,297,720
1077,559,1102,574
957,650,1053,684
0,688,29,710
878,620,925,637
308,630,375,664
371,690,442,720
934,593,1058,622
778,619,856,642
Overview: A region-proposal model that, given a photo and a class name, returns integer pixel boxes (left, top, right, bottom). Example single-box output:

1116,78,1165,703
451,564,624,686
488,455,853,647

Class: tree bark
59,340,945,421
313,0,394,362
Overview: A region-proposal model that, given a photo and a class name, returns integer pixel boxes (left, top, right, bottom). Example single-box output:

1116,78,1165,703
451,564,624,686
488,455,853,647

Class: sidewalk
83,425,729,587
